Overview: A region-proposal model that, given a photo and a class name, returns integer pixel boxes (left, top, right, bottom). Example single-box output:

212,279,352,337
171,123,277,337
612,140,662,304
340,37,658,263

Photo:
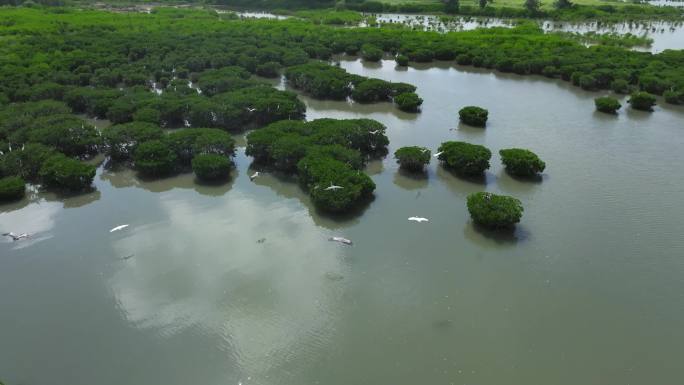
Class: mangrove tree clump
458,106,489,127
192,154,232,181
0,143,56,180
361,44,383,62
594,96,621,114
351,79,392,103
394,146,431,172
395,55,409,67
133,140,178,176
39,154,96,191
394,92,423,112
0,176,26,202
467,192,524,229
246,119,388,212
437,141,491,175
103,122,164,161
499,148,546,177
629,92,657,111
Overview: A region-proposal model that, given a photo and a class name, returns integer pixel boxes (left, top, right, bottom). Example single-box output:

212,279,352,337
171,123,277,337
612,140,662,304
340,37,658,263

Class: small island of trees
629,92,657,111
467,192,524,228
499,148,546,177
459,106,489,127
437,141,492,175
594,97,622,114
246,118,388,212
394,146,431,172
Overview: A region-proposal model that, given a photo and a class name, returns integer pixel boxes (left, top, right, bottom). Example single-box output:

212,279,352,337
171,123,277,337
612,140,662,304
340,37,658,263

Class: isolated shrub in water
459,106,488,127
437,141,491,175
467,192,523,229
499,148,546,177
394,92,423,112
594,97,621,114
192,154,232,181
629,92,656,111
394,146,431,172
395,55,409,67
0,176,25,201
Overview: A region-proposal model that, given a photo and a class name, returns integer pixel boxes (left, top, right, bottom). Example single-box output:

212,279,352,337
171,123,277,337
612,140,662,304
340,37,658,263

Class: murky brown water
2,58,684,385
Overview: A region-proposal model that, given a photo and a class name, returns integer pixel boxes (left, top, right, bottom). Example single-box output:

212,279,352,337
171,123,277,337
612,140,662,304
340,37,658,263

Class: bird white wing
110,224,129,233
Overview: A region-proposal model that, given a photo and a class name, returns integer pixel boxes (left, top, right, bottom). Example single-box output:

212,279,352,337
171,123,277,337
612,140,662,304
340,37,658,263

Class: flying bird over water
324,183,343,191
434,151,443,157
2,232,30,241
109,224,129,233
329,236,353,245
408,217,429,223
250,171,260,180
246,107,256,112
369,130,380,135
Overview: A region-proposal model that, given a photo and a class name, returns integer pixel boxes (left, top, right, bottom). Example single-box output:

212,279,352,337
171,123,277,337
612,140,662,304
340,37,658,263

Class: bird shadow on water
463,221,529,247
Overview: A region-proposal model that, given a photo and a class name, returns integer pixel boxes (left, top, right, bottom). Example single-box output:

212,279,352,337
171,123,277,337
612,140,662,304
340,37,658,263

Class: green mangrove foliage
246,119,388,212
129,128,236,178
459,106,489,127
467,192,524,229
0,175,25,201
394,146,431,172
394,92,423,112
499,148,546,177
192,154,232,181
437,141,492,175
629,91,657,111
39,154,96,191
594,96,621,114
284,62,419,110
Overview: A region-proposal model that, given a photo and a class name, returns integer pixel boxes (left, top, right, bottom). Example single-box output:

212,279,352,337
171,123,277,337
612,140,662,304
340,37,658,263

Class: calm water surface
2,59,684,385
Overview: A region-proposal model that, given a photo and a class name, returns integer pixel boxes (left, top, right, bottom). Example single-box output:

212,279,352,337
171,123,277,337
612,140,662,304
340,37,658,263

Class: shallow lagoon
2,58,684,385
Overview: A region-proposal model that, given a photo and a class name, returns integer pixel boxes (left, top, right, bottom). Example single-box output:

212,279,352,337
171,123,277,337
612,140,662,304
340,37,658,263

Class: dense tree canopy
594,97,621,114
394,146,431,172
246,118,388,212
437,141,492,176
459,106,489,127
499,148,546,177
0,175,25,201
467,192,524,228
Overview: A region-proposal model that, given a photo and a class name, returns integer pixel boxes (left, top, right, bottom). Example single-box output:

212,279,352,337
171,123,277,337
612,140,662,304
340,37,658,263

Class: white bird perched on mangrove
109,224,129,233
324,183,343,191
250,171,260,180
434,151,443,157
328,236,353,246
2,232,30,241
246,107,256,112
408,217,429,223
368,130,380,135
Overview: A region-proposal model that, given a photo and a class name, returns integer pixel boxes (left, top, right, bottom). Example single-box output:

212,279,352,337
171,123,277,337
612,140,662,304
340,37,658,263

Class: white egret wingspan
109,224,129,233
408,217,429,223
